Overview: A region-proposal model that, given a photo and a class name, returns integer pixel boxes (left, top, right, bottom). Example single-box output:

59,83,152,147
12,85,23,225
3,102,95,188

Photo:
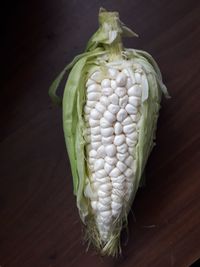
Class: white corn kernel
100,96,110,106
116,72,127,86
125,156,134,167
110,167,121,177
105,156,117,165
89,149,97,158
128,85,142,97
95,169,107,178
104,162,115,174
101,79,111,88
90,71,102,83
115,87,126,97
96,145,106,158
117,143,128,153
112,208,122,217
102,136,114,145
101,127,114,137
111,175,125,183
95,176,110,184
104,110,116,123
102,87,113,96
98,190,110,198
91,135,101,142
116,161,127,172
126,137,137,148
124,168,133,178
112,190,125,200
90,109,102,120
112,201,123,210
130,113,140,122
94,159,104,171
91,126,101,135
128,147,135,155
126,137,137,147
91,141,101,150
84,182,97,199
108,93,119,105
87,92,101,101
117,109,127,122
86,78,95,87
126,77,133,89
126,131,138,141
116,152,129,161
122,69,130,76
99,183,112,192
99,196,112,206
129,96,141,107
111,194,123,203
122,116,133,125
114,134,125,146
119,95,128,108
112,182,124,191
91,181,100,191
100,210,112,217
87,100,97,108
98,202,110,212
105,144,116,157
89,118,99,127
114,122,123,135
108,68,119,79
88,158,95,165
111,80,117,89
95,102,106,113
101,217,112,226
100,117,112,128
125,104,138,114
87,84,101,93
108,104,120,114
123,124,136,134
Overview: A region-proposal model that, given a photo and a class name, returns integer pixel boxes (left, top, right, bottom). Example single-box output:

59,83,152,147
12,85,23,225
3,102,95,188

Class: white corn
54,9,169,255
83,65,144,241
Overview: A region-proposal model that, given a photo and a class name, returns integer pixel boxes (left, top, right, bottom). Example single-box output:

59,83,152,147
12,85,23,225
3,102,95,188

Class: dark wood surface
1,1,200,266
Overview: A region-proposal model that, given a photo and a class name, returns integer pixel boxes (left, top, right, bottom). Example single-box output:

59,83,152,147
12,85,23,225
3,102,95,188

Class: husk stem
99,9,123,61
86,8,138,61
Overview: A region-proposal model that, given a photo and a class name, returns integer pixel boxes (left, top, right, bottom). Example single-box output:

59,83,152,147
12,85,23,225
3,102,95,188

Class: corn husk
49,8,169,256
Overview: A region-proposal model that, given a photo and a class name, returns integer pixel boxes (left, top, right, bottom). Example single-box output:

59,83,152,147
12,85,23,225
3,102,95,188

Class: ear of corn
49,8,169,256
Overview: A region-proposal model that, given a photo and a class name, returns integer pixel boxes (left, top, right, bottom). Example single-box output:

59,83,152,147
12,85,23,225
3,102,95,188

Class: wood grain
1,1,200,266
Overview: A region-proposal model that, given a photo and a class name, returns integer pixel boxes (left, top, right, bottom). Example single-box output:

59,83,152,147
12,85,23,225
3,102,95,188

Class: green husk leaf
62,49,105,197
48,48,104,106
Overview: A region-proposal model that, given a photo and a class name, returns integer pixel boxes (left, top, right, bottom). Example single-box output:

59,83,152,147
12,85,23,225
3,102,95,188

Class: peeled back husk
49,8,169,256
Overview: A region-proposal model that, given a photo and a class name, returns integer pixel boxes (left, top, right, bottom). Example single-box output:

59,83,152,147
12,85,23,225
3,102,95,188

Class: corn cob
49,8,169,256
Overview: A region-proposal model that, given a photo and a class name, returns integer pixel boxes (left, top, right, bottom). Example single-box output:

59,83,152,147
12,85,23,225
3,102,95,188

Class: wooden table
1,1,200,266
